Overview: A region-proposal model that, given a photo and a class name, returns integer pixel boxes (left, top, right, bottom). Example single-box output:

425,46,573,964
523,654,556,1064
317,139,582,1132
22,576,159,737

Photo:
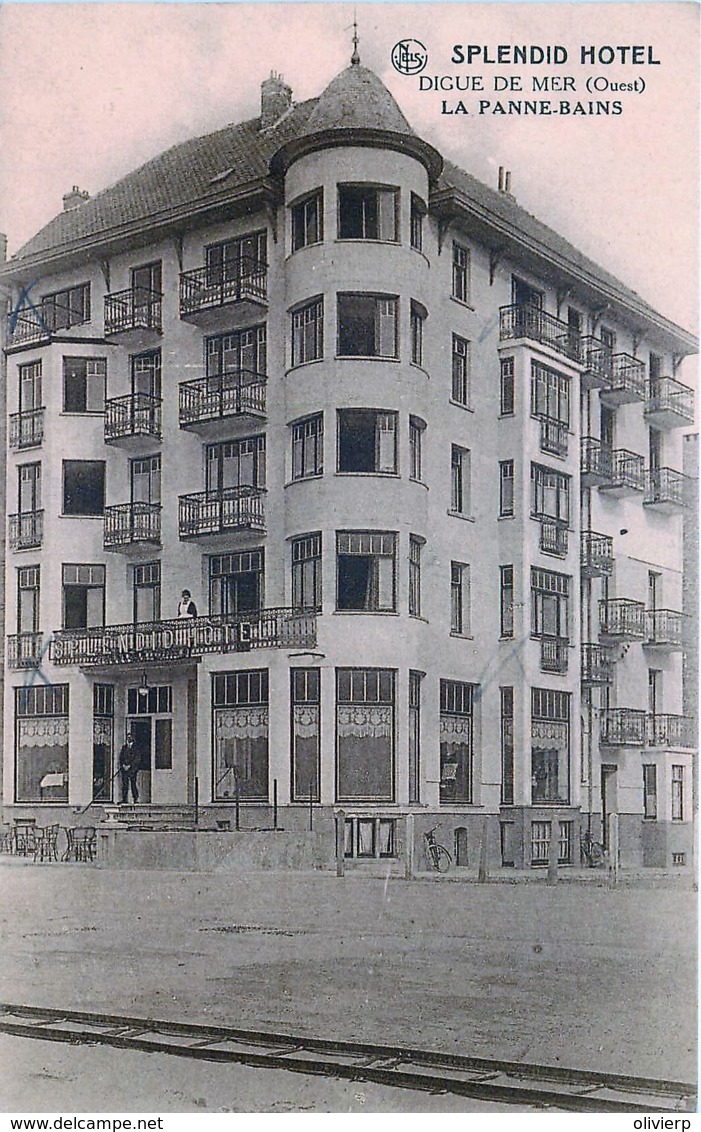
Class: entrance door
130,718,152,804
601,764,617,849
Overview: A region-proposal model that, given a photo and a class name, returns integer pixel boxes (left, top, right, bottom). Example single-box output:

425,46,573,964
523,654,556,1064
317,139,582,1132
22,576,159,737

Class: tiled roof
304,64,415,136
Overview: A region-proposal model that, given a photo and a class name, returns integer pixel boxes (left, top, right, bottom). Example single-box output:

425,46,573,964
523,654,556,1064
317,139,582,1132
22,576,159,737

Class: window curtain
16,717,69,802
337,704,393,800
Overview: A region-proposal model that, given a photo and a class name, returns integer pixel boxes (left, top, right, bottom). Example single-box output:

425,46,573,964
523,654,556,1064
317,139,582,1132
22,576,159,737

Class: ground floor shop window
92,683,114,801
531,688,570,804
531,820,573,866
440,679,475,803
344,816,396,858
336,668,394,802
291,668,320,802
15,684,69,802
213,670,268,801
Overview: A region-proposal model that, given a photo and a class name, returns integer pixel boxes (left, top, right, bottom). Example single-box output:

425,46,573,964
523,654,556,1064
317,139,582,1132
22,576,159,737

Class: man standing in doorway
119,732,139,804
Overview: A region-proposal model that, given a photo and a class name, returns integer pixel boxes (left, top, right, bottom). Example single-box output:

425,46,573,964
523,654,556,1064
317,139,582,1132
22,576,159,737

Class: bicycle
580,829,606,868
424,827,452,872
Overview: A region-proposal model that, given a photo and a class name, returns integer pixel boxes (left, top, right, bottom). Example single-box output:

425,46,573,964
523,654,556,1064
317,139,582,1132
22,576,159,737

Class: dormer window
338,185,398,242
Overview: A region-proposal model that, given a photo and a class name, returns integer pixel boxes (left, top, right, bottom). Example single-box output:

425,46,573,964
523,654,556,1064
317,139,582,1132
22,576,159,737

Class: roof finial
351,11,360,65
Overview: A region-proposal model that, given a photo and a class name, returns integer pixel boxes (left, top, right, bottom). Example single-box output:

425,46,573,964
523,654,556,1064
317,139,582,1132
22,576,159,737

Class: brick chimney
260,72,292,130
63,186,90,211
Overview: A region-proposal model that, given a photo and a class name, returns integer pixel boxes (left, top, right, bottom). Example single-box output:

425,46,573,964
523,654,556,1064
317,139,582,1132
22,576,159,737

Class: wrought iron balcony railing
104,288,162,336
540,636,569,674
180,258,267,318
580,530,614,576
599,352,646,405
105,394,162,442
104,502,161,549
179,486,265,539
579,336,613,390
9,510,43,551
50,608,317,667
539,518,568,557
582,445,645,494
7,631,44,669
644,609,684,649
644,376,694,427
646,714,695,748
581,643,613,685
499,304,581,362
599,598,646,639
179,370,267,427
9,408,44,450
600,708,646,746
6,311,51,347
644,467,689,510
539,417,568,458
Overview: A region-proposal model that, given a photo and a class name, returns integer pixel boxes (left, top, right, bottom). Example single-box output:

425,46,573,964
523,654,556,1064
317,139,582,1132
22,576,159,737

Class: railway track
0,1002,694,1112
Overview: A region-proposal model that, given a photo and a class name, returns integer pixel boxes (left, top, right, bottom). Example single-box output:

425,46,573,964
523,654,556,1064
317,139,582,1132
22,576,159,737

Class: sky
0,1,698,337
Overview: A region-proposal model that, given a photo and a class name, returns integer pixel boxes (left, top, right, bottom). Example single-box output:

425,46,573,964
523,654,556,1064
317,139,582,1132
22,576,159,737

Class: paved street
0,860,696,1111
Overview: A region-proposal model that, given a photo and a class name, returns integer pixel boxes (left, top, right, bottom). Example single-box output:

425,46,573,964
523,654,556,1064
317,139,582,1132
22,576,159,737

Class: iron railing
581,643,613,684
7,632,44,668
645,377,694,424
579,336,613,386
104,502,161,548
606,353,646,401
104,288,162,335
582,443,645,492
7,312,51,347
599,598,646,639
180,258,267,317
646,714,695,748
539,417,568,458
644,467,688,508
540,636,569,674
105,393,162,442
499,304,581,362
580,530,614,575
50,608,317,667
539,518,568,556
644,609,684,648
179,370,267,427
179,486,265,538
9,510,43,550
600,708,646,746
9,409,44,450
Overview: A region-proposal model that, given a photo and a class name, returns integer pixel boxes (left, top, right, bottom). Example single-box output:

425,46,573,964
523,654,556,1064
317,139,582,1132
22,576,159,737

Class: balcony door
19,463,41,513
131,455,161,505
20,362,42,413
649,428,662,473
132,263,161,321
512,276,542,309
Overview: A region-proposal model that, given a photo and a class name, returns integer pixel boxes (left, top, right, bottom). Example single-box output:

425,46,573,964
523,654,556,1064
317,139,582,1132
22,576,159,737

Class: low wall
97,828,331,871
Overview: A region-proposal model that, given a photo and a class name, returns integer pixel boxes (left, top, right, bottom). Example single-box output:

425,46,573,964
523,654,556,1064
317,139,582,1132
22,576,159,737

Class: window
292,414,323,480
131,454,161,504
127,685,172,715
531,820,573,866
337,409,397,474
672,765,684,821
206,326,266,379
337,293,398,358
452,243,470,303
336,668,395,802
133,562,161,624
209,550,263,616
336,531,396,612
450,562,470,635
15,684,69,803
531,361,570,426
42,283,90,331
450,445,471,515
531,567,570,639
63,358,106,414
292,533,322,611
408,671,422,804
409,535,423,618
531,463,570,524
451,335,471,406
643,764,657,820
409,416,425,482
531,688,570,804
62,564,105,629
344,816,397,858
410,302,425,366
338,185,398,242
500,566,514,638
17,566,40,635
501,687,514,804
212,669,269,802
292,298,324,365
206,437,265,492
92,684,114,802
410,194,425,251
440,679,475,803
499,460,514,516
291,190,323,251
500,357,515,415
207,232,266,285
63,460,105,516
291,668,320,802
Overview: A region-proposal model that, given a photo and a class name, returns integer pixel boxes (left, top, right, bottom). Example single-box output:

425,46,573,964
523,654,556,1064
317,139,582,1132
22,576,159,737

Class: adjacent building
1,57,696,868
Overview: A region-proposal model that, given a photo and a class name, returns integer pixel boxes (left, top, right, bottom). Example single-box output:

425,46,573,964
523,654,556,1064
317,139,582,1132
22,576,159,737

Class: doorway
601,764,618,848
129,718,152,804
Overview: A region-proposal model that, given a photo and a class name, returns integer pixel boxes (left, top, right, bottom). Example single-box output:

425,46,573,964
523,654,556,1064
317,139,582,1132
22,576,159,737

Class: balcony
599,353,646,406
179,259,267,325
9,510,43,551
644,377,694,429
104,503,161,551
499,305,581,363
9,408,44,450
50,608,316,668
646,714,695,749
643,467,689,513
6,310,51,349
580,336,613,392
644,609,684,651
581,643,613,685
539,417,568,458
539,518,568,557
104,288,162,344
105,394,162,447
598,448,645,496
179,371,267,433
179,486,265,541
540,636,569,674
7,631,44,669
580,437,609,488
599,598,645,641
580,530,614,577
600,708,646,746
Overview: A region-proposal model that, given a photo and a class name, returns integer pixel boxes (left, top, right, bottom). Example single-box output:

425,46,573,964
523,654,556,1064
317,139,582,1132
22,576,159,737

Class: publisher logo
391,39,428,75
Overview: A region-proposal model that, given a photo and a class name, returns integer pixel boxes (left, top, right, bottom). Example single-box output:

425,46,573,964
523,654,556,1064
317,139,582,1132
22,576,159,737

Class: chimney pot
260,73,292,130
